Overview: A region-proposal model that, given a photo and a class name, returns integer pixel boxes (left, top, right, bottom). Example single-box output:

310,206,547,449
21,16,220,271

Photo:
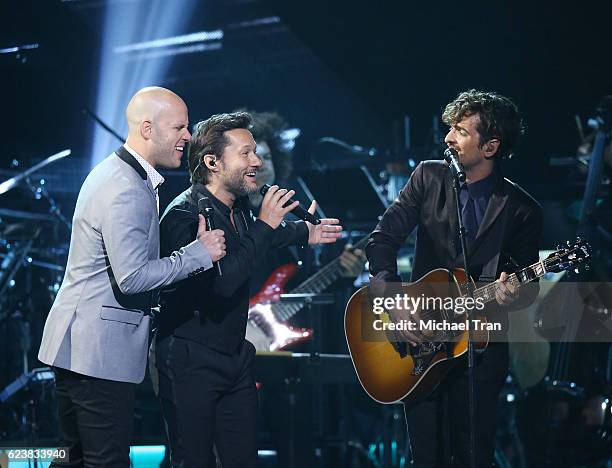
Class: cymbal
0,149,71,196
0,221,34,240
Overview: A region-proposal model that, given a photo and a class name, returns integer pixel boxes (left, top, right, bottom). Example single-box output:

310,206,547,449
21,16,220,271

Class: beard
248,191,264,208
222,168,258,198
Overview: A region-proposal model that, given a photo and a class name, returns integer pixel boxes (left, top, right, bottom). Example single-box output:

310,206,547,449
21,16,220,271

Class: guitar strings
271,237,369,321
394,254,564,325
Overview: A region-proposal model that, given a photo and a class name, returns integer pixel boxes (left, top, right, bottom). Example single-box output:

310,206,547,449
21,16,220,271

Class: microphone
260,184,321,225
197,197,222,276
443,148,466,183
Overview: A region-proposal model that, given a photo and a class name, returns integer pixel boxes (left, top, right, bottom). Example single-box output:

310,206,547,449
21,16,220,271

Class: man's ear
140,120,153,140
484,139,500,158
203,154,218,171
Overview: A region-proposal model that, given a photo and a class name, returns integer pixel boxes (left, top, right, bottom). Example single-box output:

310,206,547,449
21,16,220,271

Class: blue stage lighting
89,0,201,167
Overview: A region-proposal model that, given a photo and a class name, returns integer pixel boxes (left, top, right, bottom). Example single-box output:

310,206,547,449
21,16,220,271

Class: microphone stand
578,107,611,243
450,168,477,468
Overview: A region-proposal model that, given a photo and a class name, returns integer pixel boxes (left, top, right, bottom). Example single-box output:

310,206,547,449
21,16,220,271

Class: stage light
226,16,280,30
0,43,39,54
129,445,166,467
122,42,222,62
113,30,222,53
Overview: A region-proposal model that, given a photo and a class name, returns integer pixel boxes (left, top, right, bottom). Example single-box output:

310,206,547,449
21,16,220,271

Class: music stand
0,367,54,403
278,292,337,466
297,165,389,231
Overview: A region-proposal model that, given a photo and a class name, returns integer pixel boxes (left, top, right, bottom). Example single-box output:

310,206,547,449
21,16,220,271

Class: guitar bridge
409,342,445,376
391,341,408,358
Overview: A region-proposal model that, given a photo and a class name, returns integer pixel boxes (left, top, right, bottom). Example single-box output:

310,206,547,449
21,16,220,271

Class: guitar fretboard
473,257,549,303
272,237,368,321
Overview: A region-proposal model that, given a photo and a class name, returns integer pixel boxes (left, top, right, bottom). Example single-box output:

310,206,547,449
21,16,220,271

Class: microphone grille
443,147,458,161
259,184,271,196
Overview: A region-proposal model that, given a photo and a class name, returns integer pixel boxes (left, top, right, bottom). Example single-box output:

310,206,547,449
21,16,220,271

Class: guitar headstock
545,238,592,274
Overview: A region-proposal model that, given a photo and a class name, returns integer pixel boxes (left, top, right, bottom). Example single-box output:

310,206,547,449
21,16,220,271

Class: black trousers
155,336,258,468
405,343,508,468
50,367,136,468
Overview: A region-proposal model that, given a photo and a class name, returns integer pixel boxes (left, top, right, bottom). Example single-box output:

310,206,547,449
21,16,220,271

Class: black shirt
459,168,499,229
157,182,309,354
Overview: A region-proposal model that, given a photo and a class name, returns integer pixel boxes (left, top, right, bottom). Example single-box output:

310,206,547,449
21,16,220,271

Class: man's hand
495,271,519,306
306,200,342,245
339,244,366,278
386,306,425,346
258,185,300,229
369,276,423,346
197,214,226,262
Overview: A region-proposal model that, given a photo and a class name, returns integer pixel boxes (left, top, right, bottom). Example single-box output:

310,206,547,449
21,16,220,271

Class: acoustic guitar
344,239,591,406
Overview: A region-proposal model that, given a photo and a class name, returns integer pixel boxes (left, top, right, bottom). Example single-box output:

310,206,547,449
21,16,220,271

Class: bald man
38,87,226,467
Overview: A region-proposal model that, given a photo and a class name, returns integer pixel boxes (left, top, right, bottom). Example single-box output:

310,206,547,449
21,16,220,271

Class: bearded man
153,111,342,467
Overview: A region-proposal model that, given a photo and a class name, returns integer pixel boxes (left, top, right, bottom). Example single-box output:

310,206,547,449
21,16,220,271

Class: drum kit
0,149,71,440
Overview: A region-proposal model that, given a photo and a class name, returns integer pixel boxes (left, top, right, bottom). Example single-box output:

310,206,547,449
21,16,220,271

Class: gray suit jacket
38,147,212,383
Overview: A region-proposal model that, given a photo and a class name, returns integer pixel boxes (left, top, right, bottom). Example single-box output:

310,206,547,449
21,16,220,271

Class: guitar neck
473,258,547,304
272,237,369,321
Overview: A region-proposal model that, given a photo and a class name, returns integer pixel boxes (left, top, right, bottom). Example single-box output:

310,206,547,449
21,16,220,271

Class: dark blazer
366,160,543,308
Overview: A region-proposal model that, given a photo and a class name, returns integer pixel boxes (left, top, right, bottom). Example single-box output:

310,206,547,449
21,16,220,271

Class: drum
517,379,612,466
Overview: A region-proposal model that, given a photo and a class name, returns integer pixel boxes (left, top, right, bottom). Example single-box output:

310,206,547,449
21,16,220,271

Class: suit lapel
115,146,156,197
116,146,146,179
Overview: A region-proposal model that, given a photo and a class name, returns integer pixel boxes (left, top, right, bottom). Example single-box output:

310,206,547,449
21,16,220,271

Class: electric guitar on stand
246,237,368,351
344,239,591,406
